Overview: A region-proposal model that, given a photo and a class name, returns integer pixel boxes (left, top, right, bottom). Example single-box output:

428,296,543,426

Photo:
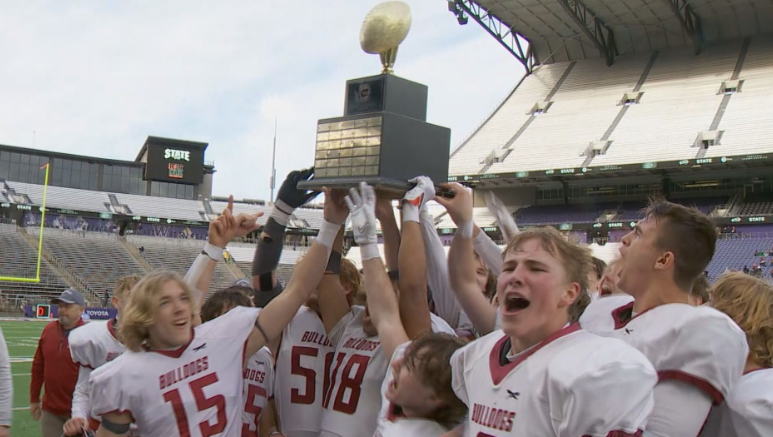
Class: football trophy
297,1,451,195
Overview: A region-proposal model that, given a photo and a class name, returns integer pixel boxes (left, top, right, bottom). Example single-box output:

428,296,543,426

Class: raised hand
345,182,378,246
209,196,262,248
276,168,319,210
404,176,435,209
322,187,349,225
434,182,473,227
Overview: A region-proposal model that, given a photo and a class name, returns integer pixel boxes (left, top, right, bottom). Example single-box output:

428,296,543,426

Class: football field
2,319,49,437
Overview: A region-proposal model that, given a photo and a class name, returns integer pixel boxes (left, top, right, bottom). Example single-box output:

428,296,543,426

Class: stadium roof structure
448,0,773,72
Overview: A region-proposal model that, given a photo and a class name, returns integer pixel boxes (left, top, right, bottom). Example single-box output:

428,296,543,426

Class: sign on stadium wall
25,305,118,320
449,152,772,184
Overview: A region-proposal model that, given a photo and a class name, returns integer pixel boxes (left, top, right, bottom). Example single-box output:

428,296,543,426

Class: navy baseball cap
51,289,87,307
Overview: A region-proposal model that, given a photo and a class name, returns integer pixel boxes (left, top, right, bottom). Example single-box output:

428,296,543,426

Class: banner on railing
24,305,117,320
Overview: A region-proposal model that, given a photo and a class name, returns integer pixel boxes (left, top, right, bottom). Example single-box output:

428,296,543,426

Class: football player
580,200,748,437
443,182,658,436
199,288,278,437
317,181,454,437
345,181,468,437
64,275,141,436
704,272,773,437
87,190,345,437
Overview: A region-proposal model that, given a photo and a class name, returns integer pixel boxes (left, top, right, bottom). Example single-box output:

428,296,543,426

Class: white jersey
576,294,633,333
321,308,456,437
69,318,125,369
90,306,260,437
702,368,773,437
580,301,748,405
69,319,127,423
242,347,274,437
451,324,657,436
274,306,333,437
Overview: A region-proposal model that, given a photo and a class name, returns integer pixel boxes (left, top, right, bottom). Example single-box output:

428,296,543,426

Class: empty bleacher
0,224,70,302
489,55,651,173
707,35,773,157
449,62,574,175
126,235,238,293
6,181,112,213
449,37,773,176
595,41,741,165
30,228,146,295
736,194,773,216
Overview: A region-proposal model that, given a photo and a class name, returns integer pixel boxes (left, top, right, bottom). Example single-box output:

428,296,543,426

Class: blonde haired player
87,192,345,437
441,182,658,437
64,275,141,436
704,272,773,437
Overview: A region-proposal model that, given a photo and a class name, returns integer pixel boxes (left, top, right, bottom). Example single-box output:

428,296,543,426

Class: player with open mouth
440,181,658,437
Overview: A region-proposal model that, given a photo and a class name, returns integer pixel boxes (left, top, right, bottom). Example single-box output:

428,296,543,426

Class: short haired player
441,182,658,437
200,288,280,437
87,191,345,437
580,200,748,436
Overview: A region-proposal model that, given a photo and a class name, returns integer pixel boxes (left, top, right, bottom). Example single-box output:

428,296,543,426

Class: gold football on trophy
360,1,412,74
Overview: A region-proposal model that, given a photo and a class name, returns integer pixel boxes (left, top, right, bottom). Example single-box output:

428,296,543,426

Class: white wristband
359,243,380,261
202,242,224,261
458,221,474,239
270,200,294,227
316,220,341,249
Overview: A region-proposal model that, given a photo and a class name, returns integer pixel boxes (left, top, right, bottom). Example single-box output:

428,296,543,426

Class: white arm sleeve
644,380,714,437
420,209,462,328
472,231,503,276
71,365,92,419
183,252,213,307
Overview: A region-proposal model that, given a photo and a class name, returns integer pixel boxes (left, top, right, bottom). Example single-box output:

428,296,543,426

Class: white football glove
345,182,378,246
404,176,435,210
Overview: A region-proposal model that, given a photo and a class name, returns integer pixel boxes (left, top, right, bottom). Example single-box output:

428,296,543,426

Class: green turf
1,319,49,437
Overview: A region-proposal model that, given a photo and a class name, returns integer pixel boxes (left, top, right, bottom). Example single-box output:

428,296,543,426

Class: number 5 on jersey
291,346,334,405
163,373,226,437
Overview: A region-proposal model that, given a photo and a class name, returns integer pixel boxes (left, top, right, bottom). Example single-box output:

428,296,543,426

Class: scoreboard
144,141,205,184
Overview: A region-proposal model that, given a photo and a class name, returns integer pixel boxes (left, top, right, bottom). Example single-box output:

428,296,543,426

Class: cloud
0,1,524,201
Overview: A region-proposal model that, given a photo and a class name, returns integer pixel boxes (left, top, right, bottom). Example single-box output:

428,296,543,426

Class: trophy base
297,176,454,199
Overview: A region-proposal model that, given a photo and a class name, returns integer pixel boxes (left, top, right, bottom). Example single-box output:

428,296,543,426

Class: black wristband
326,250,342,274
259,272,274,292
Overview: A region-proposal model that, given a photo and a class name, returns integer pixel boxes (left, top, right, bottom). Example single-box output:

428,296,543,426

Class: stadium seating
489,55,651,173
707,236,773,281
706,34,773,157
6,181,113,213
594,42,740,165
126,235,240,293
448,62,574,175
449,37,773,176
736,194,773,216
0,223,70,304
28,228,146,296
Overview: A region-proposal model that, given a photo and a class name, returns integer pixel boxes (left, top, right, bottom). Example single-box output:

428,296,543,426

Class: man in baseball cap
29,289,86,437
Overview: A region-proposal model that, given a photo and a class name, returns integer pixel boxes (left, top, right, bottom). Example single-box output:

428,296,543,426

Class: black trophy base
297,177,454,198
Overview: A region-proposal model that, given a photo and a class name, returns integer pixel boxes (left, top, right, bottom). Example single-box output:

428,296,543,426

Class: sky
0,1,524,201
